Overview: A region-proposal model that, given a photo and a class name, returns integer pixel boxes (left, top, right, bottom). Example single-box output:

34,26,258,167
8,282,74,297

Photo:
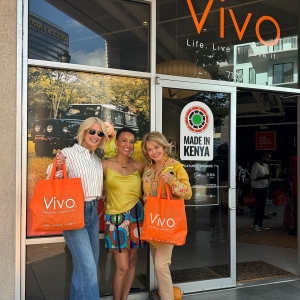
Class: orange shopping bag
274,190,288,206
242,191,257,206
29,158,85,231
141,180,187,246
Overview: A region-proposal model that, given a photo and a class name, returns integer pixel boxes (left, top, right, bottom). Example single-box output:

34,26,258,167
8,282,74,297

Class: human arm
161,165,192,200
102,159,107,177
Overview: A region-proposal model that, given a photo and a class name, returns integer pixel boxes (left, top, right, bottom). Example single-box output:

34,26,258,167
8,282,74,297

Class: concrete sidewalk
184,279,300,300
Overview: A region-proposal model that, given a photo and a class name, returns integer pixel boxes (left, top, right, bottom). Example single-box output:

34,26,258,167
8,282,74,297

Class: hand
54,170,64,179
56,149,66,171
160,172,175,184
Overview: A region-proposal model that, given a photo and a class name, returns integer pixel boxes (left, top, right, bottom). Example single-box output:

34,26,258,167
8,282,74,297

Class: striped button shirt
47,143,104,200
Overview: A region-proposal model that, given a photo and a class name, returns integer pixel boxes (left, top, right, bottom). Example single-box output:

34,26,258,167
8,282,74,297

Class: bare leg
121,249,138,300
113,252,130,300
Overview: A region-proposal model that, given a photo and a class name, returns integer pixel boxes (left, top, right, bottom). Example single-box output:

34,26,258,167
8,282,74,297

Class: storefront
1,0,300,299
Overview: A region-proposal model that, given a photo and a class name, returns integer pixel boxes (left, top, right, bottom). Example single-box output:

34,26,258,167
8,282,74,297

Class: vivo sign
186,0,281,46
44,197,76,210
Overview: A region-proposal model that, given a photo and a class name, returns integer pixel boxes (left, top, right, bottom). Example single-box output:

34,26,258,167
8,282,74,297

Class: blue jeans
63,199,100,300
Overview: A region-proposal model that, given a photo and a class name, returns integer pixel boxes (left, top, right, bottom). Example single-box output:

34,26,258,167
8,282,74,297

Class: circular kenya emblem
185,105,209,133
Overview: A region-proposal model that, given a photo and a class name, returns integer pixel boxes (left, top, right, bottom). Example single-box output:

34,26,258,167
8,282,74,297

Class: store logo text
186,0,280,47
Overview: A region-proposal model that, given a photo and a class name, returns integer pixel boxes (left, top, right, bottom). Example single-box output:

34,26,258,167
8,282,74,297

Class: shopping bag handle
157,179,172,200
50,157,67,180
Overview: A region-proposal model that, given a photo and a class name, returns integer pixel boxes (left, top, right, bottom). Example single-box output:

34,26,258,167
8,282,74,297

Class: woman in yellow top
141,131,192,300
102,127,145,300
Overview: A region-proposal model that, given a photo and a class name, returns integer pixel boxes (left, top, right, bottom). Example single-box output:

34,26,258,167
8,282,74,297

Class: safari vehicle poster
27,67,150,237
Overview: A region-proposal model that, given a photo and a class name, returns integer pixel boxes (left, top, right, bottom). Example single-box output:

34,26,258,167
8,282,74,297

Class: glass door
152,76,237,293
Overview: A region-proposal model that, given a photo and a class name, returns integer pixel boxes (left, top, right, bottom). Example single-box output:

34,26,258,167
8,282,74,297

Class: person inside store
102,127,145,300
209,143,230,242
49,117,109,300
286,154,298,236
250,152,271,231
141,131,192,300
236,157,251,216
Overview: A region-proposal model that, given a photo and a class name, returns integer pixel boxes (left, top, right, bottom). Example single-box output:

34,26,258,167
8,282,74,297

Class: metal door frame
150,75,237,293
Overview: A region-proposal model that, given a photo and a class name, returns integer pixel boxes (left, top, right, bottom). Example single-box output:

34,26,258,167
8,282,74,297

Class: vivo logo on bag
277,194,285,201
150,213,175,228
44,197,76,210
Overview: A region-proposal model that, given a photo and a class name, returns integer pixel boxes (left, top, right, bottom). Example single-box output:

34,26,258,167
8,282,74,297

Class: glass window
102,108,113,123
114,111,123,125
125,114,137,126
249,68,256,84
28,0,150,72
236,69,243,83
26,241,148,298
236,46,250,64
83,107,99,118
236,46,244,64
27,67,150,237
156,0,298,87
273,63,293,84
243,45,250,64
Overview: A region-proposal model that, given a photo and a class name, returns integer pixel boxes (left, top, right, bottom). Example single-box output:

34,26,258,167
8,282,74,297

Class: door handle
228,186,236,210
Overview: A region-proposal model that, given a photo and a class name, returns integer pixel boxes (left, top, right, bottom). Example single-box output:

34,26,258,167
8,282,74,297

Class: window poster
255,131,276,150
27,67,150,237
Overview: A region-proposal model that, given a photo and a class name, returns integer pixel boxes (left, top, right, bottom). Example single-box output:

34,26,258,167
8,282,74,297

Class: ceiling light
142,21,148,26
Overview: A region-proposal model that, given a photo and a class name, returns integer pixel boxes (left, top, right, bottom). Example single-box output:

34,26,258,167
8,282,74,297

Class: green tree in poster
106,76,149,113
28,68,80,119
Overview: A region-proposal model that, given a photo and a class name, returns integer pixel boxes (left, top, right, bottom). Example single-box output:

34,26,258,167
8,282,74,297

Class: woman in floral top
141,131,192,300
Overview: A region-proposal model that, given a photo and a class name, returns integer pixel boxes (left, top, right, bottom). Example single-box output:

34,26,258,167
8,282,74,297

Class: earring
115,147,118,153
129,149,134,157
164,154,168,161
147,157,152,165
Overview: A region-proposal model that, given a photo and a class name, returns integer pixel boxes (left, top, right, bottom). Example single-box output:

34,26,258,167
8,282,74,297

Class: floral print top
142,157,192,203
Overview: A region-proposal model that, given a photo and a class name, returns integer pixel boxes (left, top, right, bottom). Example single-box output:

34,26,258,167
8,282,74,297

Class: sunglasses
87,129,105,137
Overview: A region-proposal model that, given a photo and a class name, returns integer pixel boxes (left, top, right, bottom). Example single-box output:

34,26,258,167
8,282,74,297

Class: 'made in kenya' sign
180,101,214,161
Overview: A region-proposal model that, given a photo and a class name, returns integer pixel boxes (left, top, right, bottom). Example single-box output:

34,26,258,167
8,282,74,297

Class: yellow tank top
104,168,142,214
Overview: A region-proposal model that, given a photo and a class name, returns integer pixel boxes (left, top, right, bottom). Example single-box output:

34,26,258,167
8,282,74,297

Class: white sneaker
258,225,270,230
252,225,261,231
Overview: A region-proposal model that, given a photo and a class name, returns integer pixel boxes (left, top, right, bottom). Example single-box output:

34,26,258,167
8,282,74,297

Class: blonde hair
141,131,173,163
77,117,109,149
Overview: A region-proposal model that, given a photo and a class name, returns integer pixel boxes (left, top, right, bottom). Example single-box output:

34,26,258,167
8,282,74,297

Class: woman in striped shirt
51,117,109,300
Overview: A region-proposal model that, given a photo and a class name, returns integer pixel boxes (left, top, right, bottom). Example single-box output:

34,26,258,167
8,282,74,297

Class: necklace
115,157,129,174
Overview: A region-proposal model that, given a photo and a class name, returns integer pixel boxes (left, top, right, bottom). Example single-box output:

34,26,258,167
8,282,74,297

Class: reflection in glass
156,0,298,87
162,88,230,283
26,241,148,299
28,0,150,71
273,63,293,84
249,68,256,84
